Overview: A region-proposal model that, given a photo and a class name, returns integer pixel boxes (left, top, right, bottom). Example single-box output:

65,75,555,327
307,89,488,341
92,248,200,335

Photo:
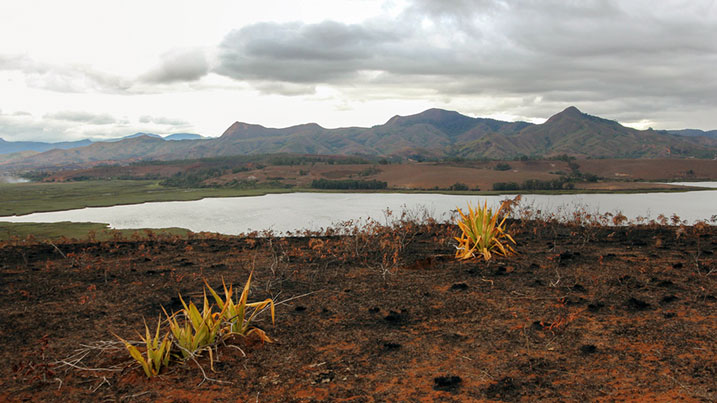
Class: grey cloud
214,0,717,127
249,81,318,96
502,1,717,58
44,111,117,125
141,48,209,84
216,21,403,84
405,0,505,31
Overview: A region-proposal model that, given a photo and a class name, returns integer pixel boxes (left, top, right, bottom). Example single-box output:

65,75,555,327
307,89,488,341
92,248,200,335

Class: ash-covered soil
1,220,715,402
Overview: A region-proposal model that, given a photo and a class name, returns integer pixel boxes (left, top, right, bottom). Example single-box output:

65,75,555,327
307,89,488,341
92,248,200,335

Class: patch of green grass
0,180,292,216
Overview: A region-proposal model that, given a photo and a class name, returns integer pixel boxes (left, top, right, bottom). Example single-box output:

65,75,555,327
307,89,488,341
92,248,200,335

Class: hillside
2,107,716,170
460,107,717,159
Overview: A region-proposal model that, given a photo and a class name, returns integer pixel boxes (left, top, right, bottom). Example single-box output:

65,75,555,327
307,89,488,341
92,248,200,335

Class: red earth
1,217,715,401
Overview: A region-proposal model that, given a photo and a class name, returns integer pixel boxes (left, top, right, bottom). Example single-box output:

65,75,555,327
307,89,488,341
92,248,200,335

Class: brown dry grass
43,158,717,192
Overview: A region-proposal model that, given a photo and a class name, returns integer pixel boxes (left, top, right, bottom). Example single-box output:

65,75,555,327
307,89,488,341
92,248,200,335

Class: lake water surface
2,186,716,234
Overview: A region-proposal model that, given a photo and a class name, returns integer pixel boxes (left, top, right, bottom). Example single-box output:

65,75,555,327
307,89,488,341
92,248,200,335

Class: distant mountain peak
125,132,163,139
220,122,266,138
386,108,463,125
384,108,481,136
547,106,584,121
544,106,596,127
562,106,582,115
288,122,324,130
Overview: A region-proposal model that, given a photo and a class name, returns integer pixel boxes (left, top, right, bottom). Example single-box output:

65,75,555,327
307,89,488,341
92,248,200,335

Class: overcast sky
1,0,716,142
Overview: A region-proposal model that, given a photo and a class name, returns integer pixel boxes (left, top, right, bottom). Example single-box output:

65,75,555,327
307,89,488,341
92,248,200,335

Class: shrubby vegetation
449,182,469,191
266,155,370,166
493,178,575,191
132,153,371,168
492,157,599,191
311,178,388,190
358,166,382,176
17,171,50,181
160,168,225,188
492,182,521,191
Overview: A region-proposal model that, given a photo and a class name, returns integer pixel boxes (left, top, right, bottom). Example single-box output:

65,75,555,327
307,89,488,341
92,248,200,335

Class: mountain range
0,133,204,155
1,107,716,171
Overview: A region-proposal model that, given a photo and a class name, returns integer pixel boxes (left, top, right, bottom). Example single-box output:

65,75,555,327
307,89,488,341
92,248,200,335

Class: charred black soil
0,220,715,402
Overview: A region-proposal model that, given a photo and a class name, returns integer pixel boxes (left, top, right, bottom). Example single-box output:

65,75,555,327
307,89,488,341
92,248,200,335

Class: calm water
1,187,716,234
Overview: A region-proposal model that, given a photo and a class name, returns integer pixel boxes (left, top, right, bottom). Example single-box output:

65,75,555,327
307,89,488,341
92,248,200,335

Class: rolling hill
0,132,204,155
2,107,716,170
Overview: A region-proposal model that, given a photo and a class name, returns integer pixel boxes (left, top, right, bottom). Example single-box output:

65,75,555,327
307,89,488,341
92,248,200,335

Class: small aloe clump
114,316,171,378
454,200,516,261
117,272,276,377
163,290,227,365
205,272,275,343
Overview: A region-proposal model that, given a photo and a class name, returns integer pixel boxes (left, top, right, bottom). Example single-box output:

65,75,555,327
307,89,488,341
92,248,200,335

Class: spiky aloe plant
205,272,275,343
162,290,227,365
114,316,171,378
454,200,516,261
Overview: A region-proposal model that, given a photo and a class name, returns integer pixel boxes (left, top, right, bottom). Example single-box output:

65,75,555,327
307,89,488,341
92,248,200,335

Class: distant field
577,159,717,181
206,159,716,190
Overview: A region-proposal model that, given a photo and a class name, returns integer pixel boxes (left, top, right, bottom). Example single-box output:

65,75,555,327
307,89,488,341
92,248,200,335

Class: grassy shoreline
0,180,294,217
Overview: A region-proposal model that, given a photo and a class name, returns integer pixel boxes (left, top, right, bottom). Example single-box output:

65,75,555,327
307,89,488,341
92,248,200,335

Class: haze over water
0,175,30,184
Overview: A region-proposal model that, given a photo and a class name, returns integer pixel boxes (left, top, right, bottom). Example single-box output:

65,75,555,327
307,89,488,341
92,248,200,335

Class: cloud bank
213,0,717,126
2,0,716,141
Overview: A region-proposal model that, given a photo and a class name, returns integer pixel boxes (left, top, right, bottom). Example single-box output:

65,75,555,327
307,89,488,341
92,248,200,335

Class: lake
1,185,716,234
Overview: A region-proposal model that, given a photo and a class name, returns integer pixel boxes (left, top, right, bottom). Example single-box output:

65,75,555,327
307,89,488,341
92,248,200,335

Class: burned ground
0,220,715,402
